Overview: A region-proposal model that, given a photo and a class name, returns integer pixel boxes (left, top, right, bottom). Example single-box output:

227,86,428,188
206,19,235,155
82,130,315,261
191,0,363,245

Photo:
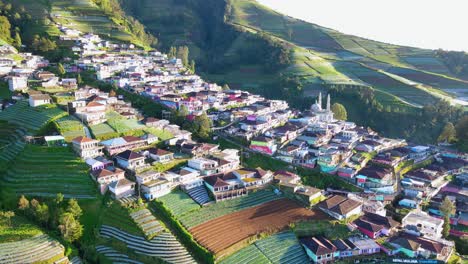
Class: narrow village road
83,126,92,138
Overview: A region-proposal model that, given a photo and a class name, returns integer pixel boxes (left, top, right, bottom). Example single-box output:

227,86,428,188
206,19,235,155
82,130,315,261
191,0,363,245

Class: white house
108,178,135,199
29,93,52,107
402,210,444,239
72,136,103,159
8,76,28,91
115,150,147,171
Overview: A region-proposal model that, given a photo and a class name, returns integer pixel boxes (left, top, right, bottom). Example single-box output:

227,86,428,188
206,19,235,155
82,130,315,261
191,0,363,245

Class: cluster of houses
299,192,456,263
1,23,466,263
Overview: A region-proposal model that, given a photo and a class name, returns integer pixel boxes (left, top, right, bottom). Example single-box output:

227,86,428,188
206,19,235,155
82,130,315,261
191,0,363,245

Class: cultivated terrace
0,12,466,264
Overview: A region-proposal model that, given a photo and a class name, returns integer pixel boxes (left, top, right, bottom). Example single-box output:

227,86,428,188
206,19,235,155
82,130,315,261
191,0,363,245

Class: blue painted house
300,236,338,263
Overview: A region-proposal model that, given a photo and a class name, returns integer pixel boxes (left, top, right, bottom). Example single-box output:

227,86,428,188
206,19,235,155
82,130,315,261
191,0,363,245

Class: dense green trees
31,34,57,53
437,122,457,143
439,196,455,238
0,16,11,42
436,49,468,79
0,211,14,226
16,195,84,243
329,85,465,144
91,0,157,47
331,103,347,120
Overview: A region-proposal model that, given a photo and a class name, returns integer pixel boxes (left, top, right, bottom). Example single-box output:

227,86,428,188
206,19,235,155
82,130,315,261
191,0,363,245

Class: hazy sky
257,0,467,52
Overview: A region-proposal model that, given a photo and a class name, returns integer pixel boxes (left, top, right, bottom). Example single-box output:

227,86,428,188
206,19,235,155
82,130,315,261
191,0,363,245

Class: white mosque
310,92,334,122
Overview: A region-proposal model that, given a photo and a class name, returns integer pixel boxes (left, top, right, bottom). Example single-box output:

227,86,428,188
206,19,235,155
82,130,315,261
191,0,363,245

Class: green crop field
0,101,67,133
158,190,201,218
173,190,281,229
54,115,86,141
0,214,43,243
2,144,97,199
219,231,309,264
89,123,118,140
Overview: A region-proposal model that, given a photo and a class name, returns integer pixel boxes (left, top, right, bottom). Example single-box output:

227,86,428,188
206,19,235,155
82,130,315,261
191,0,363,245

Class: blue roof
101,137,127,146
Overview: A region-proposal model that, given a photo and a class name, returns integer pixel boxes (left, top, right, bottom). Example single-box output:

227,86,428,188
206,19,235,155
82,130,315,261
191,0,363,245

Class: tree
18,195,29,211
30,198,39,209
176,46,189,66
77,73,83,85
168,46,176,58
35,203,50,224
455,116,468,141
331,103,347,120
54,193,64,205
189,60,195,72
13,31,21,49
109,89,117,97
438,122,457,143
0,211,15,227
66,199,82,218
192,113,212,139
222,84,230,91
58,212,83,243
439,196,455,238
0,16,11,41
57,63,66,76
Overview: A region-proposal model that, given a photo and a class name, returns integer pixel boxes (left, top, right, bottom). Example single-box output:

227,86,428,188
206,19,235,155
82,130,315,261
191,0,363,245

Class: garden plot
95,245,142,264
129,209,164,239
158,190,201,218
219,232,309,264
0,123,26,166
89,123,117,139
176,190,281,229
3,144,96,199
189,199,325,254
54,115,86,141
0,101,67,133
100,225,196,264
0,234,65,264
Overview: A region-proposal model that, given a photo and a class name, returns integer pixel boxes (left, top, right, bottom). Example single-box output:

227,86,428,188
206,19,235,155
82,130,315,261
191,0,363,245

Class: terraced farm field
0,234,66,264
219,231,309,264
2,144,97,199
158,190,201,218
175,190,281,228
100,225,196,264
190,199,327,254
0,122,26,168
0,101,67,133
89,123,118,139
54,115,86,141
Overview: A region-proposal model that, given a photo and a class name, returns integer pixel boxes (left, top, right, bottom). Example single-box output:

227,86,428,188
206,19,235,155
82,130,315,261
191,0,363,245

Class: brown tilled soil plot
189,198,328,254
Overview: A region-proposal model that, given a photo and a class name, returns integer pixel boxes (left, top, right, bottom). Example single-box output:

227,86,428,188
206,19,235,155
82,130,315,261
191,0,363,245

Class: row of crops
54,115,86,141
3,144,97,199
169,190,281,229
0,101,67,133
129,209,165,239
157,190,201,218
219,232,309,264
0,234,66,264
100,225,196,264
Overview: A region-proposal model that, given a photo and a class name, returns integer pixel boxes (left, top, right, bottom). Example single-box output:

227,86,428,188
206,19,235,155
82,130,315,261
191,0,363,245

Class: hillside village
0,17,467,264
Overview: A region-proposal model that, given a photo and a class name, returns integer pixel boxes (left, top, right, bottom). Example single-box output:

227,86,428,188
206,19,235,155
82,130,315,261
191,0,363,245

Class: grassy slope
228,0,468,105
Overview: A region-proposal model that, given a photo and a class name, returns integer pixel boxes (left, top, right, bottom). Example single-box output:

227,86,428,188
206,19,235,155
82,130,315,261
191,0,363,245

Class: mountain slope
3,0,466,143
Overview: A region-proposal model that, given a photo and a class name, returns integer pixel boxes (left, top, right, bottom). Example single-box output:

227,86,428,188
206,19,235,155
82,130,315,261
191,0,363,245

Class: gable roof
109,178,134,189
300,236,337,255
72,136,95,143
148,148,173,156
204,175,230,188
116,150,143,160
317,195,347,210
358,212,399,229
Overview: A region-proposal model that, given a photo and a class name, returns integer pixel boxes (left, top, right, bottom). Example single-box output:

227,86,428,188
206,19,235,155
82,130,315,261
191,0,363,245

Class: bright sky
257,0,468,52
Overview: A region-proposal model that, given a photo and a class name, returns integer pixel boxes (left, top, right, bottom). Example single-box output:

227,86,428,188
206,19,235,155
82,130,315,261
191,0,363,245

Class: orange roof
87,101,104,107
72,136,94,143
